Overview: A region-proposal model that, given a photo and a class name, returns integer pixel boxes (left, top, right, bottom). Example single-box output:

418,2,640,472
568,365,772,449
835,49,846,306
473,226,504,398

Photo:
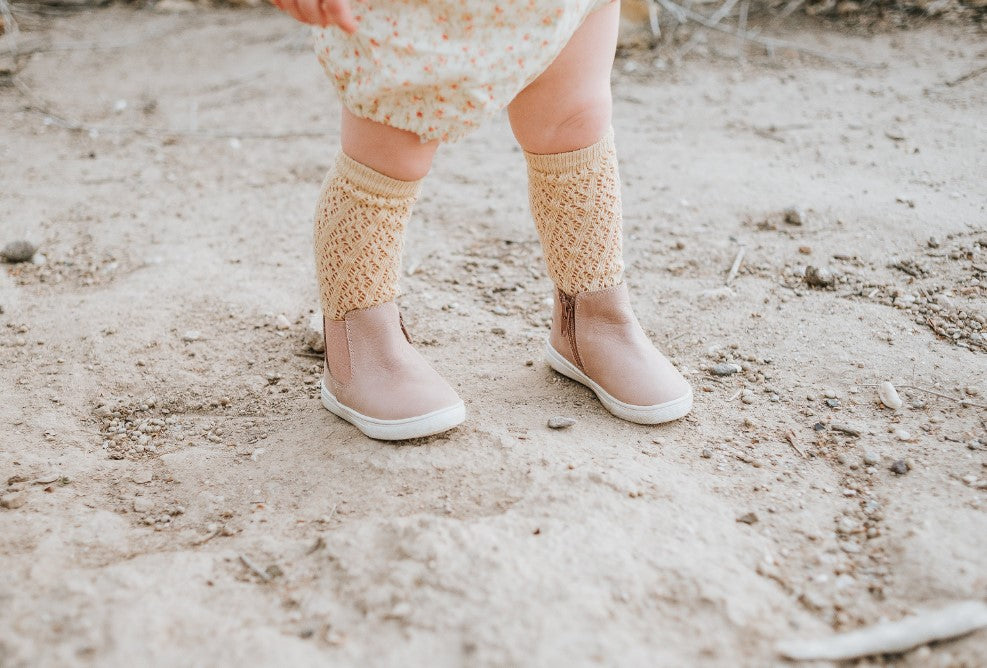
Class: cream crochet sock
525,128,625,296
314,152,422,321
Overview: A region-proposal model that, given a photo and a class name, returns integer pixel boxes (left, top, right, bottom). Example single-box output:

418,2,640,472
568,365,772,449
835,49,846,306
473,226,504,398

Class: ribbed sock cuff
335,152,424,200
523,127,615,174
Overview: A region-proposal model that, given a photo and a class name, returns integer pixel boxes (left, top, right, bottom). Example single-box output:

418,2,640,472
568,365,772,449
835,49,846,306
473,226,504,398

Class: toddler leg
507,3,692,424
313,109,464,440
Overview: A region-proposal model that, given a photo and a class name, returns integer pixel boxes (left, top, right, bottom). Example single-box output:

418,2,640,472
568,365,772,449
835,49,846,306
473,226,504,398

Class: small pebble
304,312,325,353
736,512,758,525
0,492,27,509
711,362,742,377
741,390,755,404
182,330,202,342
700,448,712,459
825,398,841,408
895,429,913,442
890,459,910,475
783,206,805,226
831,423,860,437
130,470,153,485
804,266,836,288
1,240,38,263
547,416,576,430
133,497,154,513
275,314,291,331
862,450,880,466
877,381,903,410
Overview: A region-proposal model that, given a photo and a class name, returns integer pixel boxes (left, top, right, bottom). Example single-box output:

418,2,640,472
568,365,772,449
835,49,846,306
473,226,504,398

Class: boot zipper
558,289,584,370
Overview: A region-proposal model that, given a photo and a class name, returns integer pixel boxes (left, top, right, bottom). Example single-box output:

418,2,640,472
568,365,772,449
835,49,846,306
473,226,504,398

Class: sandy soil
1,6,986,667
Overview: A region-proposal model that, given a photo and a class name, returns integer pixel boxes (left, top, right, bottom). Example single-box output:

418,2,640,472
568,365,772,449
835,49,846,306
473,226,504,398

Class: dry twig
784,429,805,457
943,64,987,88
239,554,272,582
777,601,987,661
678,0,741,58
862,382,987,409
0,0,20,57
895,384,987,409
725,246,746,285
653,0,878,68
190,525,225,547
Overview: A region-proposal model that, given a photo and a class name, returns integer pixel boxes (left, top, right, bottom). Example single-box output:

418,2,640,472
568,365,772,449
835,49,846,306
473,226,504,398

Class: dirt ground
1,6,985,667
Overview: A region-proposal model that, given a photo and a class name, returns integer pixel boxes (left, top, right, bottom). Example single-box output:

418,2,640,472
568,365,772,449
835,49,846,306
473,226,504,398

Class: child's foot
545,283,693,424
320,302,465,440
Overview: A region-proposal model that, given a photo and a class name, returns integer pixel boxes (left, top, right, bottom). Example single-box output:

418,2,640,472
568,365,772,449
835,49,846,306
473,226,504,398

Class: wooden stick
861,383,987,409
784,429,805,457
678,0,740,58
239,554,272,582
944,64,987,88
897,384,987,409
653,0,878,68
725,246,746,285
777,601,987,661
0,0,19,54
736,0,749,63
190,525,224,547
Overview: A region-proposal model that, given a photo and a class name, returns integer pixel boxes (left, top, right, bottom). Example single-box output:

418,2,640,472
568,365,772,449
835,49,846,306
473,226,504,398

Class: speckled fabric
313,0,613,142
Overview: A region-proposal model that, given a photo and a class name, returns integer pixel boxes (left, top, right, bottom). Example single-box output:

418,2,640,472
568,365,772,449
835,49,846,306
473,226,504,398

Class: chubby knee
511,96,612,155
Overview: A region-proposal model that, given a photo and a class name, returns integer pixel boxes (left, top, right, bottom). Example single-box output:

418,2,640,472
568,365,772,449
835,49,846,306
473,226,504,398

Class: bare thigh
507,1,620,154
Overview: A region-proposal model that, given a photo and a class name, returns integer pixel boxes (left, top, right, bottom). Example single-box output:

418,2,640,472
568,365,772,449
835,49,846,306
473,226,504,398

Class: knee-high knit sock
524,128,624,296
313,152,422,321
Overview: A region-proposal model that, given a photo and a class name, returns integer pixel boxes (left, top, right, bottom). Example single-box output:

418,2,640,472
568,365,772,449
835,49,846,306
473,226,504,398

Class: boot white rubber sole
545,341,693,425
320,381,465,441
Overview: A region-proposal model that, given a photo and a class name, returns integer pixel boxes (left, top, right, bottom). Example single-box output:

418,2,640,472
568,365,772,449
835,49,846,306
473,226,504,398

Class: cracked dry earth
1,7,986,667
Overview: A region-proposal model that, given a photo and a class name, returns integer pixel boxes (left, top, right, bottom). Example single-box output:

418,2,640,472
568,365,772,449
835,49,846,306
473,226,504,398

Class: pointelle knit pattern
314,152,422,321
525,128,625,296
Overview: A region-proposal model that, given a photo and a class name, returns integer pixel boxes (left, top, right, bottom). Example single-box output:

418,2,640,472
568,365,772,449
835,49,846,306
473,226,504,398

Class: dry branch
725,246,746,285
653,0,879,68
777,600,987,661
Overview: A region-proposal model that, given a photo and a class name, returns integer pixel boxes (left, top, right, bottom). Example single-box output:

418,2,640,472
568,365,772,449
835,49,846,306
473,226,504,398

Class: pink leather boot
320,303,465,440
546,283,693,424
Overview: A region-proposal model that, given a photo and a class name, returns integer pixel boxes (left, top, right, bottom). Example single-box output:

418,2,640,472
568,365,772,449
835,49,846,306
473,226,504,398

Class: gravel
711,362,742,377
547,416,576,430
1,240,38,263
878,381,903,410
890,459,911,475
1,492,28,509
805,266,837,288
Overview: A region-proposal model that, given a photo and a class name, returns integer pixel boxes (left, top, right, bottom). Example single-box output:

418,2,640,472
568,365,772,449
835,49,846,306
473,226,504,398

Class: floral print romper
313,0,613,143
